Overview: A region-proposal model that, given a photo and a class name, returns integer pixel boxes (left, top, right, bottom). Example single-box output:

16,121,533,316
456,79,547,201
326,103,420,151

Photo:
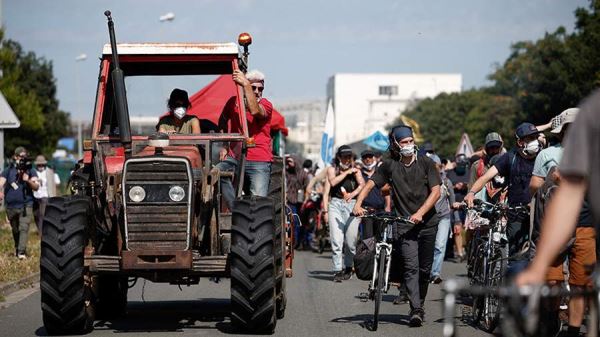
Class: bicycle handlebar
354,211,415,225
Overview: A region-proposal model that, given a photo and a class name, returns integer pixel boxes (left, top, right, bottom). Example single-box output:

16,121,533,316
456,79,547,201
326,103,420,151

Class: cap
515,122,539,139
551,108,579,134
484,132,503,148
337,145,353,156
34,155,48,165
360,149,375,158
14,146,26,156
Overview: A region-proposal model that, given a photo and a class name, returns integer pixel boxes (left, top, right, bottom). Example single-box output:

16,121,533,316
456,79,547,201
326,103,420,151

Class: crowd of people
285,90,600,333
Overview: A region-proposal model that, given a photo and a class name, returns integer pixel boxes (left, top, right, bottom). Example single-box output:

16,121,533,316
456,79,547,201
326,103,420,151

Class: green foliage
394,0,600,158
0,29,71,160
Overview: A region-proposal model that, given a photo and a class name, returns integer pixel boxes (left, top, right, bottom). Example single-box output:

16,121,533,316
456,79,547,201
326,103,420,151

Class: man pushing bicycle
353,125,441,327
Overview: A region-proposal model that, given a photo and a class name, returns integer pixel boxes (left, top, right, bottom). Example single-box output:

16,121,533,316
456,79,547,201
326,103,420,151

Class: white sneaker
17,254,27,260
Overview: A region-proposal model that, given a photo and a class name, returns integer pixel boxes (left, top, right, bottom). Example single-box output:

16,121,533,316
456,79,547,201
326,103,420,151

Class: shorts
546,227,596,287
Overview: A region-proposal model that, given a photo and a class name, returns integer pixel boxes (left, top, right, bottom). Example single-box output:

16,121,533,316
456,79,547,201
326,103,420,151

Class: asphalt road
0,251,491,337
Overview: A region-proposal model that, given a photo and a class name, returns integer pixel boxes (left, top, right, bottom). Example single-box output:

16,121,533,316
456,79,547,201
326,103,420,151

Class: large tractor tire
230,196,277,333
96,275,128,319
269,157,287,319
40,196,94,335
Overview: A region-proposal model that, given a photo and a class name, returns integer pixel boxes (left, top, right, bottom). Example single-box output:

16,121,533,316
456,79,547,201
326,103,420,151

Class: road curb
0,273,40,298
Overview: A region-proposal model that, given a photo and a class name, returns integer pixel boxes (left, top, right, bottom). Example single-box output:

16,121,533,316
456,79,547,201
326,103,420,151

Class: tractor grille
123,158,192,250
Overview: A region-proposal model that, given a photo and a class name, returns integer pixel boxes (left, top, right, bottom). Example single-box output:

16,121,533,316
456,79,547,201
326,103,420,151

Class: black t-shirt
371,155,441,225
493,149,536,206
362,172,386,210
330,170,359,200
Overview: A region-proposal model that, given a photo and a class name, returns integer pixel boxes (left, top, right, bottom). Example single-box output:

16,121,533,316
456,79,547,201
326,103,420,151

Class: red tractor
40,11,291,335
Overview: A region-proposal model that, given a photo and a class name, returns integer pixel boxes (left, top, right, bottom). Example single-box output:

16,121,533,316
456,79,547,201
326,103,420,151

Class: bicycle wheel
471,242,487,324
479,246,506,332
372,248,387,331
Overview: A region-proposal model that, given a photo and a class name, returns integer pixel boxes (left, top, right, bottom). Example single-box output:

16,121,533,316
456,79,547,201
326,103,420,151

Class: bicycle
462,200,529,332
442,276,600,337
357,211,415,331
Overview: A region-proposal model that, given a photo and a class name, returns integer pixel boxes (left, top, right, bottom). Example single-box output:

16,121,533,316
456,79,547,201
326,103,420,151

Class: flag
319,100,335,169
363,130,389,152
400,115,424,143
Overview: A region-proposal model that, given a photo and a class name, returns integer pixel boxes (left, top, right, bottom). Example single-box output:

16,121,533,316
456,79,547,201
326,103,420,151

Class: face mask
363,162,377,171
493,176,505,185
339,162,352,170
398,143,415,157
173,107,187,119
523,140,540,156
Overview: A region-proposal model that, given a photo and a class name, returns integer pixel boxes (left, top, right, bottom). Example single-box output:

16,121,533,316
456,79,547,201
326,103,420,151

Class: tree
0,30,71,159
395,91,520,158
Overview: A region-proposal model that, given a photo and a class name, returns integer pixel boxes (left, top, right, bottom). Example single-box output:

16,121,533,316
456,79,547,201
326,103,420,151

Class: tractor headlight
129,186,146,202
169,186,185,202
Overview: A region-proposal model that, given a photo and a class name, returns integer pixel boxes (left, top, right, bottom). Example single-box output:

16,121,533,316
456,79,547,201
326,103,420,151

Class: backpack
353,237,376,280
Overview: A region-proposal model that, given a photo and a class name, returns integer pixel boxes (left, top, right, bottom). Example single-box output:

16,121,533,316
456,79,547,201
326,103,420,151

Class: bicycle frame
369,224,393,296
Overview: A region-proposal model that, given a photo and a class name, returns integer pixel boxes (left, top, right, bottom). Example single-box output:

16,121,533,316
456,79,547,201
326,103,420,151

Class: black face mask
455,165,467,175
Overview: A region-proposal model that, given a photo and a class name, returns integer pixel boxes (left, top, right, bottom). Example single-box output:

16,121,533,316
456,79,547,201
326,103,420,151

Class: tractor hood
135,145,202,169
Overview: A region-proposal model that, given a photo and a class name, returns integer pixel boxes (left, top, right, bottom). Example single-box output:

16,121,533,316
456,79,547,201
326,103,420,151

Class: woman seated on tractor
156,88,201,134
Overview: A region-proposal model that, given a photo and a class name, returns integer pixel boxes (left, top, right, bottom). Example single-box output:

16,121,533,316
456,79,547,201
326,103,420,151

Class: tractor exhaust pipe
104,10,132,158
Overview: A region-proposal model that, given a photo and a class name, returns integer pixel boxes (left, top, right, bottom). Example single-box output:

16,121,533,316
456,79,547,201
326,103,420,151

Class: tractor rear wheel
230,196,277,333
40,196,94,335
269,157,287,319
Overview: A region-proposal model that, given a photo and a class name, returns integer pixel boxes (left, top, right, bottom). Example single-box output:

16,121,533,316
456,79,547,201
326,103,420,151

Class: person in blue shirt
0,147,39,259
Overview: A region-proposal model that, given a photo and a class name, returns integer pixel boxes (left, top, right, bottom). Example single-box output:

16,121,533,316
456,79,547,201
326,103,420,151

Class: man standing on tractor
217,69,273,208
353,125,441,327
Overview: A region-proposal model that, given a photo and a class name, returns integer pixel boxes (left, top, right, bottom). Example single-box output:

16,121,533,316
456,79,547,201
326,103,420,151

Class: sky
2,0,590,120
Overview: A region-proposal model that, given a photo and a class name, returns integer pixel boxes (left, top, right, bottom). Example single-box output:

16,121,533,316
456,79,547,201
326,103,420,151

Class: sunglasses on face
251,85,264,92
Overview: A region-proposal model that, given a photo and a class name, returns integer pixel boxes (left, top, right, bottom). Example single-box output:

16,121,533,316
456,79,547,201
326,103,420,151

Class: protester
285,155,310,250
0,147,39,259
32,155,60,234
523,107,595,336
216,69,273,208
446,153,470,261
354,125,441,327
430,155,455,284
358,149,391,239
157,88,201,134
467,122,542,272
326,145,365,282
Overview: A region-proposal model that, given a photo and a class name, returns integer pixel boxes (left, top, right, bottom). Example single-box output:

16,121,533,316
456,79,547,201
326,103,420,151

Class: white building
327,73,462,145
277,100,325,162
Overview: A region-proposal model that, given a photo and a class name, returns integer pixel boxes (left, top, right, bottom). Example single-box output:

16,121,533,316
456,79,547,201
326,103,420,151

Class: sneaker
333,271,344,283
393,290,409,305
430,276,443,284
409,308,424,327
17,254,27,260
343,267,353,280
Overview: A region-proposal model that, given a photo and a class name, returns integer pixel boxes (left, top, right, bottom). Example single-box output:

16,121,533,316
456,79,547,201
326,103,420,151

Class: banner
319,100,335,169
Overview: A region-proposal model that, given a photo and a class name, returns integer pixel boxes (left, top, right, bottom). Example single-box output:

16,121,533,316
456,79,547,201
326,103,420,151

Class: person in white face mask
325,145,365,282
353,125,441,327
358,149,391,240
466,122,541,273
157,88,201,134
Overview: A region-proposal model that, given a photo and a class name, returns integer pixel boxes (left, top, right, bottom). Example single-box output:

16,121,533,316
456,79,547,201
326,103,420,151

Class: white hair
246,69,265,83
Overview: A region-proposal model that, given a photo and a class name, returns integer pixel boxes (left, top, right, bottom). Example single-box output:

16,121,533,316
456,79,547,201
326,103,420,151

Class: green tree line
394,0,600,159
0,29,71,161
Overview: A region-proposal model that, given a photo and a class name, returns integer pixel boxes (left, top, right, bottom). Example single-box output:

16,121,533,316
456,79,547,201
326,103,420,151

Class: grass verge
0,223,41,286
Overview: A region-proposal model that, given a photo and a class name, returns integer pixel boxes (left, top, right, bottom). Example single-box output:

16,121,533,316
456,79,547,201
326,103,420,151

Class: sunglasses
251,85,264,92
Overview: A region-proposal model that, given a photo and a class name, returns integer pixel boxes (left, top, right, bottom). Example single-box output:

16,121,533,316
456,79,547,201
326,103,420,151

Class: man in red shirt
217,69,273,208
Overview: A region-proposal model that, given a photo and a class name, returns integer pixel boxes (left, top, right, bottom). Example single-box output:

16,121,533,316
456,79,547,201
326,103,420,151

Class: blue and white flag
319,100,335,169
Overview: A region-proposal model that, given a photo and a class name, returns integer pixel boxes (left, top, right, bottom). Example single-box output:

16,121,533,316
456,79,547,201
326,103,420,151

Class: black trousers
396,219,438,311
506,211,529,258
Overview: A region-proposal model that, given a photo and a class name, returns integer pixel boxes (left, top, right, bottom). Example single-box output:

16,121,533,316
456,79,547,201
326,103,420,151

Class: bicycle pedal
359,292,369,302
